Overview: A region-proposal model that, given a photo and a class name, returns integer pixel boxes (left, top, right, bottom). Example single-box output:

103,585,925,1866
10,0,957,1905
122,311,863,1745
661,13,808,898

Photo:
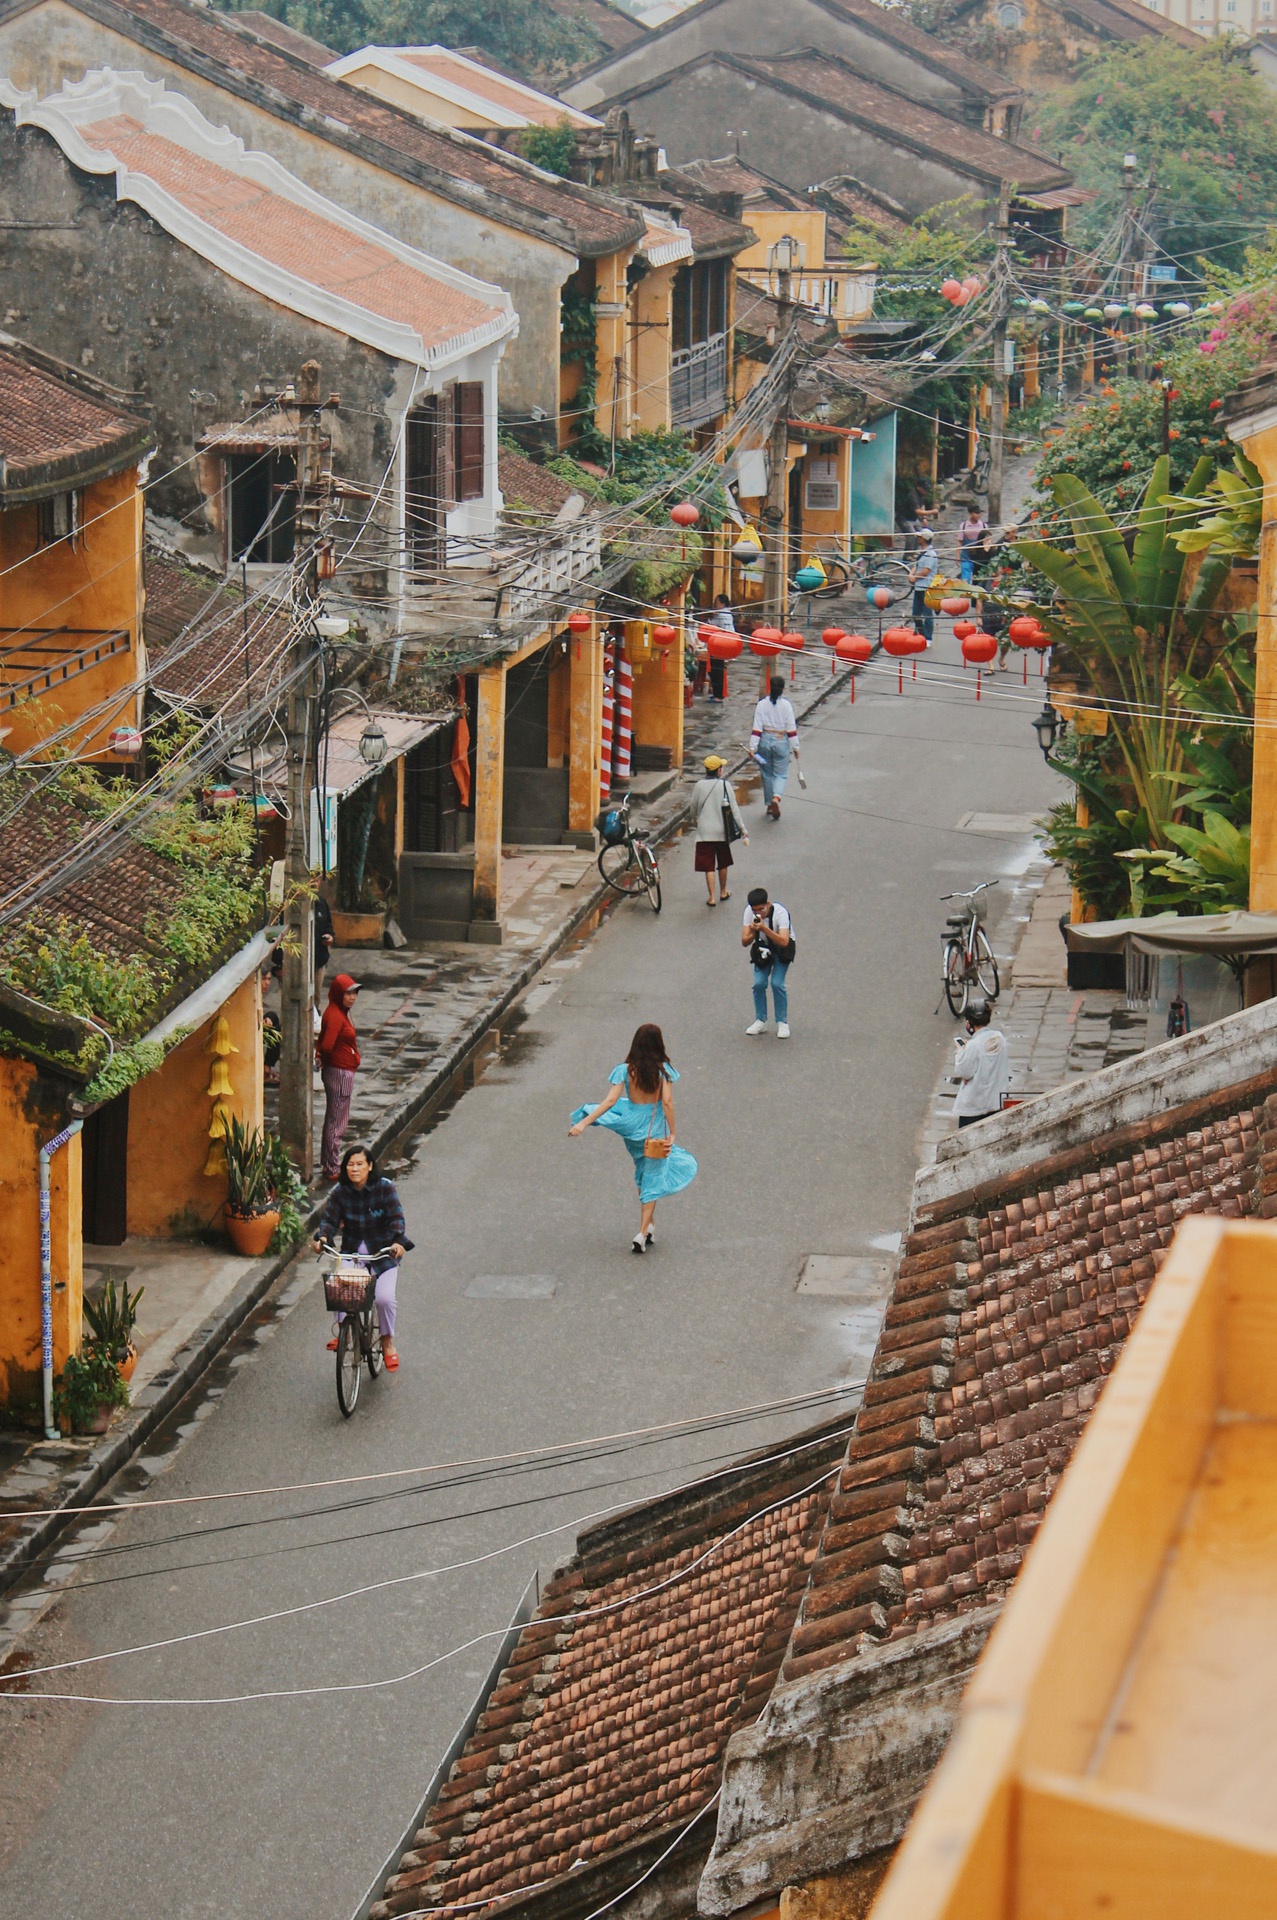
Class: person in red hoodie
317,973,361,1180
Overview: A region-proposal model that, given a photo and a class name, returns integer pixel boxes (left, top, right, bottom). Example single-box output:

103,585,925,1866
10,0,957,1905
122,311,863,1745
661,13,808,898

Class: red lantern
952,619,977,641
567,610,592,632
704,631,743,661
940,595,970,617
750,625,783,656
651,623,676,647
834,630,872,703
779,629,804,680
940,277,962,302
108,725,143,758
882,626,918,694
669,501,699,528
870,586,892,611
821,627,847,647
962,629,997,698
1007,615,1039,643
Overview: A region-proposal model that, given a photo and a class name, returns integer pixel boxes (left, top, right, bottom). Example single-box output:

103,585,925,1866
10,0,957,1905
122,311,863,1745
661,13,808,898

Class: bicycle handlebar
940,880,998,902
316,1241,397,1259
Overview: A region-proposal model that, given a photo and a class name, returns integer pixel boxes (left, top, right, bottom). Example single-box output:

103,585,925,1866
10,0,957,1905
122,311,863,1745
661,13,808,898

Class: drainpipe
40,1121,82,1441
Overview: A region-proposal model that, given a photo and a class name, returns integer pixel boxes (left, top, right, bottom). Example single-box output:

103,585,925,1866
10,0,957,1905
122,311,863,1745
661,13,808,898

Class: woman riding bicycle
313,1144,411,1372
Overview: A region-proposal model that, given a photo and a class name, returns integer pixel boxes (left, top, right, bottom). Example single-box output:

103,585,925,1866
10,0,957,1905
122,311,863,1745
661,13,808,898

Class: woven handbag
642,1094,672,1160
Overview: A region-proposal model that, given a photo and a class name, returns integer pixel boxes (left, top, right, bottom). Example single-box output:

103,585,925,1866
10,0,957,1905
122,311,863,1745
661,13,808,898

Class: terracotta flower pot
117,1343,138,1384
331,908,386,949
88,1405,113,1435
225,1207,281,1257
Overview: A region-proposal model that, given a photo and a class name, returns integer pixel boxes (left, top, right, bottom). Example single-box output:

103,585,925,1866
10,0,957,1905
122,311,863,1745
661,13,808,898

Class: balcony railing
671,333,728,429
399,517,602,639
0,628,131,712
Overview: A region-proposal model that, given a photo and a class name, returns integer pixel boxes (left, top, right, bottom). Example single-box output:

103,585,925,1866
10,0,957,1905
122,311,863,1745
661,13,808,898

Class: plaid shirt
319,1177,407,1275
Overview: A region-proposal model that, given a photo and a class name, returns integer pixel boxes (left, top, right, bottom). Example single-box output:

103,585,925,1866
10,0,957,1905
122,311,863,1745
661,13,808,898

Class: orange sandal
384,1350,400,1371
326,1337,339,1352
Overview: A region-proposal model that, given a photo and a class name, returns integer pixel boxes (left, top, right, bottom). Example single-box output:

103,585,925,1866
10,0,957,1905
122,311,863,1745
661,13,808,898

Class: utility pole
987,182,1011,536
277,360,330,1180
1120,152,1138,377
760,244,795,691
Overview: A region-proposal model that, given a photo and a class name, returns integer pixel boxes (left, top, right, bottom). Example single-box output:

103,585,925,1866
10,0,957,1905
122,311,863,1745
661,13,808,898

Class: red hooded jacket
316,974,361,1073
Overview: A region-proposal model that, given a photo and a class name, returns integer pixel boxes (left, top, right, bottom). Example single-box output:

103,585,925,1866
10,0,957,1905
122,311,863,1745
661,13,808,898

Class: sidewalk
0,632,860,1600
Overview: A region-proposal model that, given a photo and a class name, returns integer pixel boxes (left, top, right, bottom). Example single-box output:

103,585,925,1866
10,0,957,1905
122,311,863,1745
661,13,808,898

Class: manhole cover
954,812,1042,836
797,1255,895,1297
465,1274,558,1299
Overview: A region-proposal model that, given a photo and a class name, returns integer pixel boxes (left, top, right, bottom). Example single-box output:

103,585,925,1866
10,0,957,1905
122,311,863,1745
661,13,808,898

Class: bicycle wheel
336,1318,361,1417
943,942,969,1017
598,841,645,894
365,1308,383,1379
973,928,1000,999
638,843,662,914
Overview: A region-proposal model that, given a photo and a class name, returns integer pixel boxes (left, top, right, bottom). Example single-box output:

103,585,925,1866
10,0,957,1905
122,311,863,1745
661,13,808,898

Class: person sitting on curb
951,996,1010,1127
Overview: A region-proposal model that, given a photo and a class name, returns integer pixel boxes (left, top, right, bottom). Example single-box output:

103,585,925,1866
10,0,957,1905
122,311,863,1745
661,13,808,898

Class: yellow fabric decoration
207,1099,234,1139
206,1059,234,1098
203,1141,227,1177
204,1014,238,1057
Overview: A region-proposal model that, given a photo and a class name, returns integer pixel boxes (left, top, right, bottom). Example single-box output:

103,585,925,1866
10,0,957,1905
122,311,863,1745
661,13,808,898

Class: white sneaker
777,1022,791,1039
745,1019,767,1036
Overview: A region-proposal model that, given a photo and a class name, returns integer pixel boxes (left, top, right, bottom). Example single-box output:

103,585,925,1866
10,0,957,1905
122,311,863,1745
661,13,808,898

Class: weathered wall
563,0,983,120
126,974,263,1237
601,66,991,210
698,1612,996,1916
0,116,405,547
0,463,144,756
0,0,572,419
0,1058,81,1411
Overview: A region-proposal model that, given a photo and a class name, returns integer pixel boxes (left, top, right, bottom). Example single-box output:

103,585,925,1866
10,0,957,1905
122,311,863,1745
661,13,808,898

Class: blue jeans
959,554,975,584
753,962,790,1023
755,733,790,804
911,590,934,643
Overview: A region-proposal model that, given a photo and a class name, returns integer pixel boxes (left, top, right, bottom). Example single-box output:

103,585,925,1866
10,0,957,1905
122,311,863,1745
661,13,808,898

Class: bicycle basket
324,1266,376,1312
595,807,627,846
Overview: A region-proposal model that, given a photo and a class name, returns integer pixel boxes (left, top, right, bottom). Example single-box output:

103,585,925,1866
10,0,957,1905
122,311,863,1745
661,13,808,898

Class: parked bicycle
941,881,1000,1015
319,1241,394,1416
596,792,662,913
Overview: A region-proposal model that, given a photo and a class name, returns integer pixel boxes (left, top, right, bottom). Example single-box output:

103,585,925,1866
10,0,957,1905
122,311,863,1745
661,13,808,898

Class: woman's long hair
626,1023,670,1097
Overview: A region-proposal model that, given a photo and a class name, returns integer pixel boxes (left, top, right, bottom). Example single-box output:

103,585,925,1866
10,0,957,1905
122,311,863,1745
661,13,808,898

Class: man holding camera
742,885,793,1038
951,996,1010,1126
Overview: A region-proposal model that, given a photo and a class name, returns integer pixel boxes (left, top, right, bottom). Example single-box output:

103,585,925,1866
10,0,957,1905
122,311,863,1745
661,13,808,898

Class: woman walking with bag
568,1023,697,1254
690,753,747,906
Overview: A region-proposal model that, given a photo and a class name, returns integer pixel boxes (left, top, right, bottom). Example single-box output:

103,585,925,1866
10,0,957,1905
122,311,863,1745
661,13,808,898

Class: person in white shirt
750,676,799,820
742,886,793,1038
951,998,1011,1126
690,754,748,906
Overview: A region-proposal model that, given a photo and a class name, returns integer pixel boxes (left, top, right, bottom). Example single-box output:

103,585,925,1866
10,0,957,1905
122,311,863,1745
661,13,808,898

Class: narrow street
0,639,1063,1920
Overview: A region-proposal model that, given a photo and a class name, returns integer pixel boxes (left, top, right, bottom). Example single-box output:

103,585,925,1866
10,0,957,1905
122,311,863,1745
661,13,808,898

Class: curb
0,658,858,1603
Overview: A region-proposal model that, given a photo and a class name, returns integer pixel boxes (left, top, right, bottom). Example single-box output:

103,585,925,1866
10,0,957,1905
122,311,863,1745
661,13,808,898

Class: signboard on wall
848,414,898,539
805,457,841,513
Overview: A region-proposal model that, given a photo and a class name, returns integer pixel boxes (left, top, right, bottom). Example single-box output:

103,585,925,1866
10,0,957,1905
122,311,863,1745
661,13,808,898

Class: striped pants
320,1065,357,1178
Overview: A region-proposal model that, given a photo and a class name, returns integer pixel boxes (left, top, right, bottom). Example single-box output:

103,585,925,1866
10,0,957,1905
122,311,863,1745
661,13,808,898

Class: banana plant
1117,811,1251,915
1166,453,1263,560
1016,456,1233,854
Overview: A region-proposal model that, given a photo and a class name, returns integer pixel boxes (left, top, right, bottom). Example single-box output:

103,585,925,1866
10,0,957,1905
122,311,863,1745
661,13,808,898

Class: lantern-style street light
359,718,387,765
1032,702,1061,760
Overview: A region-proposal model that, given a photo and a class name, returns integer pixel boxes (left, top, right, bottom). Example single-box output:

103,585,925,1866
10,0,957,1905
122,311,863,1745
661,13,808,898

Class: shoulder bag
643,1087,672,1159
720,779,743,844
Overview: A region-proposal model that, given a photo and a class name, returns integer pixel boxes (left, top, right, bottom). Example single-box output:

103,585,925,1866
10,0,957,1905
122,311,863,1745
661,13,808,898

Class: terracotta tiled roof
395,48,586,127
676,154,813,216
75,114,506,352
642,174,755,257
144,548,291,711
780,1087,1272,1683
75,0,645,254
371,1431,849,1920
0,340,153,501
737,52,1071,194
552,0,647,56
498,450,581,519
226,8,336,63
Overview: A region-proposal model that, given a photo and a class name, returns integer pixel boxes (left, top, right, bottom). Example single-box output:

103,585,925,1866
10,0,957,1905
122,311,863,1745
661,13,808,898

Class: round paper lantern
750,625,784,656
1008,615,1041,645
961,631,997,665
952,619,977,641
794,564,824,593
253,791,279,821
835,633,873,663
779,630,805,651
821,627,847,648
108,725,143,758
940,277,962,302
940,595,970,616
704,631,743,661
651,622,677,648
882,627,917,657
567,610,592,633
670,501,699,528
870,585,892,611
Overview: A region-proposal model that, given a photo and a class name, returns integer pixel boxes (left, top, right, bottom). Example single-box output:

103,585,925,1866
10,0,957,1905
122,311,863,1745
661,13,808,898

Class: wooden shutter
435,385,457,509
455,382,485,502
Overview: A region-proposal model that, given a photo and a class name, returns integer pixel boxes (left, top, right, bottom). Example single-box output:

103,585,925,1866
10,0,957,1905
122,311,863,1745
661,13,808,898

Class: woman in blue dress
568,1023,697,1254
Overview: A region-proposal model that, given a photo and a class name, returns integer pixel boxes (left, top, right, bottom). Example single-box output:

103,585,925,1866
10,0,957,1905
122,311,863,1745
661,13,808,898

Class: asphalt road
0,636,1064,1920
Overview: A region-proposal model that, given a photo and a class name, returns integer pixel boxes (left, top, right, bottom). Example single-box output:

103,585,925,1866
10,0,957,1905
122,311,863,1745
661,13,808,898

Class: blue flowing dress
571,1065,698,1202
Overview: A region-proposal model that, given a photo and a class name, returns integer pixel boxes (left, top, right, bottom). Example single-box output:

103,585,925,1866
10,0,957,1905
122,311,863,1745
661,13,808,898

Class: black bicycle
320,1243,392,1417
596,792,662,913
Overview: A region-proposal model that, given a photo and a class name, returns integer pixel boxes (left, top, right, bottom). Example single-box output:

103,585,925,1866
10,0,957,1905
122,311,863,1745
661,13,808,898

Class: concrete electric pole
987,183,1011,535
760,239,797,690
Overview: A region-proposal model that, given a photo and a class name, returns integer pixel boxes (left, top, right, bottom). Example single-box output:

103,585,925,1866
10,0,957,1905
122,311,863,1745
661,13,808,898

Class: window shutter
435,385,457,509
455,382,485,502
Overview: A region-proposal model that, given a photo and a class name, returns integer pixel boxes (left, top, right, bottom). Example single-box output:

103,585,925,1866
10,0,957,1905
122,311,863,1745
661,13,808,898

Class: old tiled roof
737,52,1070,193
61,0,646,255
144,548,291,712
225,8,336,63
392,48,592,127
371,1428,850,1920
646,172,756,257
812,173,910,244
1054,0,1200,44
735,282,834,351
498,450,582,519
0,339,154,502
676,154,813,216
553,0,647,56
1224,347,1277,429
75,114,508,353
780,1087,1272,1682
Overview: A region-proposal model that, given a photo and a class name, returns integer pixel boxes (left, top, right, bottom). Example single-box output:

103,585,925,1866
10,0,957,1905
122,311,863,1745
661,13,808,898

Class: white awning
318,709,449,800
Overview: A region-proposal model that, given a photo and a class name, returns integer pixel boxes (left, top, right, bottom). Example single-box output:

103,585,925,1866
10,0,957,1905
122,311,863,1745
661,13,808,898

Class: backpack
749,905,796,969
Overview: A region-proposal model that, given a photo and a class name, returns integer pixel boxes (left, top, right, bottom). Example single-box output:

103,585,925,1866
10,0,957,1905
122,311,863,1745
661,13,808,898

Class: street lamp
1032,702,1060,760
359,718,387,765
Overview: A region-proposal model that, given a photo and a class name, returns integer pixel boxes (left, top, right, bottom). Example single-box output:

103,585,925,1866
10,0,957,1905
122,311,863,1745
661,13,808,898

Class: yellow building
0,335,154,763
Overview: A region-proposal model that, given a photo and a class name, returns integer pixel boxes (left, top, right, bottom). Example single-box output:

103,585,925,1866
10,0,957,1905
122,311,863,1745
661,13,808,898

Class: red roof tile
395,49,588,128
76,115,505,352
144,548,291,712
0,341,153,500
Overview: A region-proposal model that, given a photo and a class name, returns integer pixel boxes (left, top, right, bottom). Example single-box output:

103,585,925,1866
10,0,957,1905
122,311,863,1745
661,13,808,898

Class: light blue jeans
752,962,790,1024
755,733,790,804
959,554,976,584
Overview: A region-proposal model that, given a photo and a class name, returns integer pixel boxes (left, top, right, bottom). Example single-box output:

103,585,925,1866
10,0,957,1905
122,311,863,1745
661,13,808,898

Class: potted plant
54,1342,130,1436
222,1115,282,1256
83,1275,145,1382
